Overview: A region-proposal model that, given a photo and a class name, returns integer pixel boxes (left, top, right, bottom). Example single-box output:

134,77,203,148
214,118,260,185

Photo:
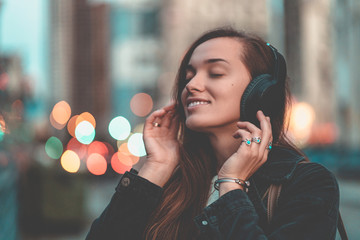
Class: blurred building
51,0,111,136
108,0,162,123
332,0,360,148
51,0,163,134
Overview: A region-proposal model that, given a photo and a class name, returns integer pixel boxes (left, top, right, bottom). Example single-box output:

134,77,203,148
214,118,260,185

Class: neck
207,123,242,171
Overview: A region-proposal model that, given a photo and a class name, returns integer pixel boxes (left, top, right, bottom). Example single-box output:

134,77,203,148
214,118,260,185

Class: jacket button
121,177,131,187
201,220,208,226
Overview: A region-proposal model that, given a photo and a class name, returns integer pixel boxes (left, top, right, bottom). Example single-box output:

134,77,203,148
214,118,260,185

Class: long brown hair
145,27,303,239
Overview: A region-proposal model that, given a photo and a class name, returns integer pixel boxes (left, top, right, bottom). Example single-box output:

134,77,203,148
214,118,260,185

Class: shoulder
281,162,339,214
291,162,339,193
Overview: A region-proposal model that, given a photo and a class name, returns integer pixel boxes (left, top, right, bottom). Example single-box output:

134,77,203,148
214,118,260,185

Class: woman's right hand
138,103,180,187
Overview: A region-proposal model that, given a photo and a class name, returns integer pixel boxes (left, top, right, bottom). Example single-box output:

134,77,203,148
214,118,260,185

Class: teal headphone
240,43,287,127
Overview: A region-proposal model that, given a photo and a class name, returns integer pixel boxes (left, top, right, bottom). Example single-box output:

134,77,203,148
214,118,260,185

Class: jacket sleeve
86,170,163,240
194,163,340,240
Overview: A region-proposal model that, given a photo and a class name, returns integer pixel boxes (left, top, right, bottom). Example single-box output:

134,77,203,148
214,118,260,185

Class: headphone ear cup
240,74,276,127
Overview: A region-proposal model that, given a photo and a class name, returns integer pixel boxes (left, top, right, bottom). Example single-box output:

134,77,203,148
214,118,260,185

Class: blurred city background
0,0,359,239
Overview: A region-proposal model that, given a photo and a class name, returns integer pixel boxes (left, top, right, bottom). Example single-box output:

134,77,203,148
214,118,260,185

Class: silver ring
252,137,261,144
153,122,160,127
241,138,252,146
266,141,272,150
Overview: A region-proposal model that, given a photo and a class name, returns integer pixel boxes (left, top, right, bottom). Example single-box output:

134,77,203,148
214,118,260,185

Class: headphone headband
266,42,286,85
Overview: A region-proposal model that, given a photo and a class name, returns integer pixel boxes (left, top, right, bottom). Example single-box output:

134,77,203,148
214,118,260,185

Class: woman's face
181,37,251,133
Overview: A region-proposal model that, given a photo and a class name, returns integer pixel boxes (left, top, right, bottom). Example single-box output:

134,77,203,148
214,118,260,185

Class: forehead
189,37,242,65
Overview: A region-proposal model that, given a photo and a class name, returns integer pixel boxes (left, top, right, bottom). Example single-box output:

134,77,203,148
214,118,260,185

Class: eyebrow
205,58,230,64
186,58,230,70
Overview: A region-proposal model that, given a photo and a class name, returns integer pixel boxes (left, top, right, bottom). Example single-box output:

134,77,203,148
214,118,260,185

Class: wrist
138,161,177,187
215,177,250,196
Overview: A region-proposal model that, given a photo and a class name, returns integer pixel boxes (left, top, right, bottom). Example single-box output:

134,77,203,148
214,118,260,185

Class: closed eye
209,73,224,78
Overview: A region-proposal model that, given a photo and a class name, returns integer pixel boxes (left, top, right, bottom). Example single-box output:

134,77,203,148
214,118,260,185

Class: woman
86,28,340,239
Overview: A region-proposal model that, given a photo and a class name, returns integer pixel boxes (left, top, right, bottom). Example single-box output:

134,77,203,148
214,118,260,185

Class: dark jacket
86,146,339,239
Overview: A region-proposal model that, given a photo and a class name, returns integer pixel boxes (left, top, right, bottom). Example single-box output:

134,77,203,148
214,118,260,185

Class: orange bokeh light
66,138,87,160
76,112,96,129
67,115,79,138
88,141,108,157
87,153,107,175
50,112,66,130
130,93,153,117
118,143,139,165
0,115,6,133
111,152,132,174
52,101,71,125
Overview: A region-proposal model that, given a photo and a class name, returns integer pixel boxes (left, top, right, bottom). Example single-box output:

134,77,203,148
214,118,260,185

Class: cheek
180,89,187,106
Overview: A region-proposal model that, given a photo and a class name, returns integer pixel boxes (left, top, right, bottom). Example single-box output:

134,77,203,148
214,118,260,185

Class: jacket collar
253,146,305,184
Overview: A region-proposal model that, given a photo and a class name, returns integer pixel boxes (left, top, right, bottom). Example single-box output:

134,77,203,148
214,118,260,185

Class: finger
232,129,252,146
257,111,272,153
236,121,262,138
145,109,166,129
161,110,175,128
163,102,176,111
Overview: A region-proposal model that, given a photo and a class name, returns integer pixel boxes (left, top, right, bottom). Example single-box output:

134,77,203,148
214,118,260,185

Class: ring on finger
266,141,273,150
241,138,252,146
252,137,261,144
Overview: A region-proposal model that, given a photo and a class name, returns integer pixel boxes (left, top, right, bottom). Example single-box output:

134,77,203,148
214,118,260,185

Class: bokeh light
118,143,139,165
76,112,96,129
87,153,107,175
130,93,153,117
111,152,132,174
108,116,131,140
288,102,315,144
50,111,66,130
67,115,79,138
45,136,63,159
66,138,87,160
88,141,108,157
51,101,71,127
0,73,9,90
128,133,146,157
75,121,96,145
103,142,115,162
0,116,5,141
61,150,81,173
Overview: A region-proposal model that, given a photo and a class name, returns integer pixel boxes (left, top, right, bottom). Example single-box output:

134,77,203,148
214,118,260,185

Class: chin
185,118,209,132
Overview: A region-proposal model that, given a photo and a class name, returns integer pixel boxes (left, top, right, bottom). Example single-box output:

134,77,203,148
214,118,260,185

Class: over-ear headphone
240,43,287,127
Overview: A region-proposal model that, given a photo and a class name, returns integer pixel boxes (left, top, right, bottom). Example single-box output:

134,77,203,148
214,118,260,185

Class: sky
0,0,49,102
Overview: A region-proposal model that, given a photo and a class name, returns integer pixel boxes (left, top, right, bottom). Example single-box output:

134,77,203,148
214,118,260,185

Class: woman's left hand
218,110,273,184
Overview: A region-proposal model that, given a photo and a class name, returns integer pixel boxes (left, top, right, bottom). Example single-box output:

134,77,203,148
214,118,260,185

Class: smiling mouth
187,101,210,108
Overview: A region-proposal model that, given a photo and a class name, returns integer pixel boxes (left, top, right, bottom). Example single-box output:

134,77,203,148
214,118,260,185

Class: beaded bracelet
214,178,250,192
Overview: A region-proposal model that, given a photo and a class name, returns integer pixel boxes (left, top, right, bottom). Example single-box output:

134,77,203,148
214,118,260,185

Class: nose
185,73,205,93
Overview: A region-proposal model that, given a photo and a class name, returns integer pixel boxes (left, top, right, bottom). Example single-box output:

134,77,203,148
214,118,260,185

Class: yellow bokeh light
61,150,81,173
